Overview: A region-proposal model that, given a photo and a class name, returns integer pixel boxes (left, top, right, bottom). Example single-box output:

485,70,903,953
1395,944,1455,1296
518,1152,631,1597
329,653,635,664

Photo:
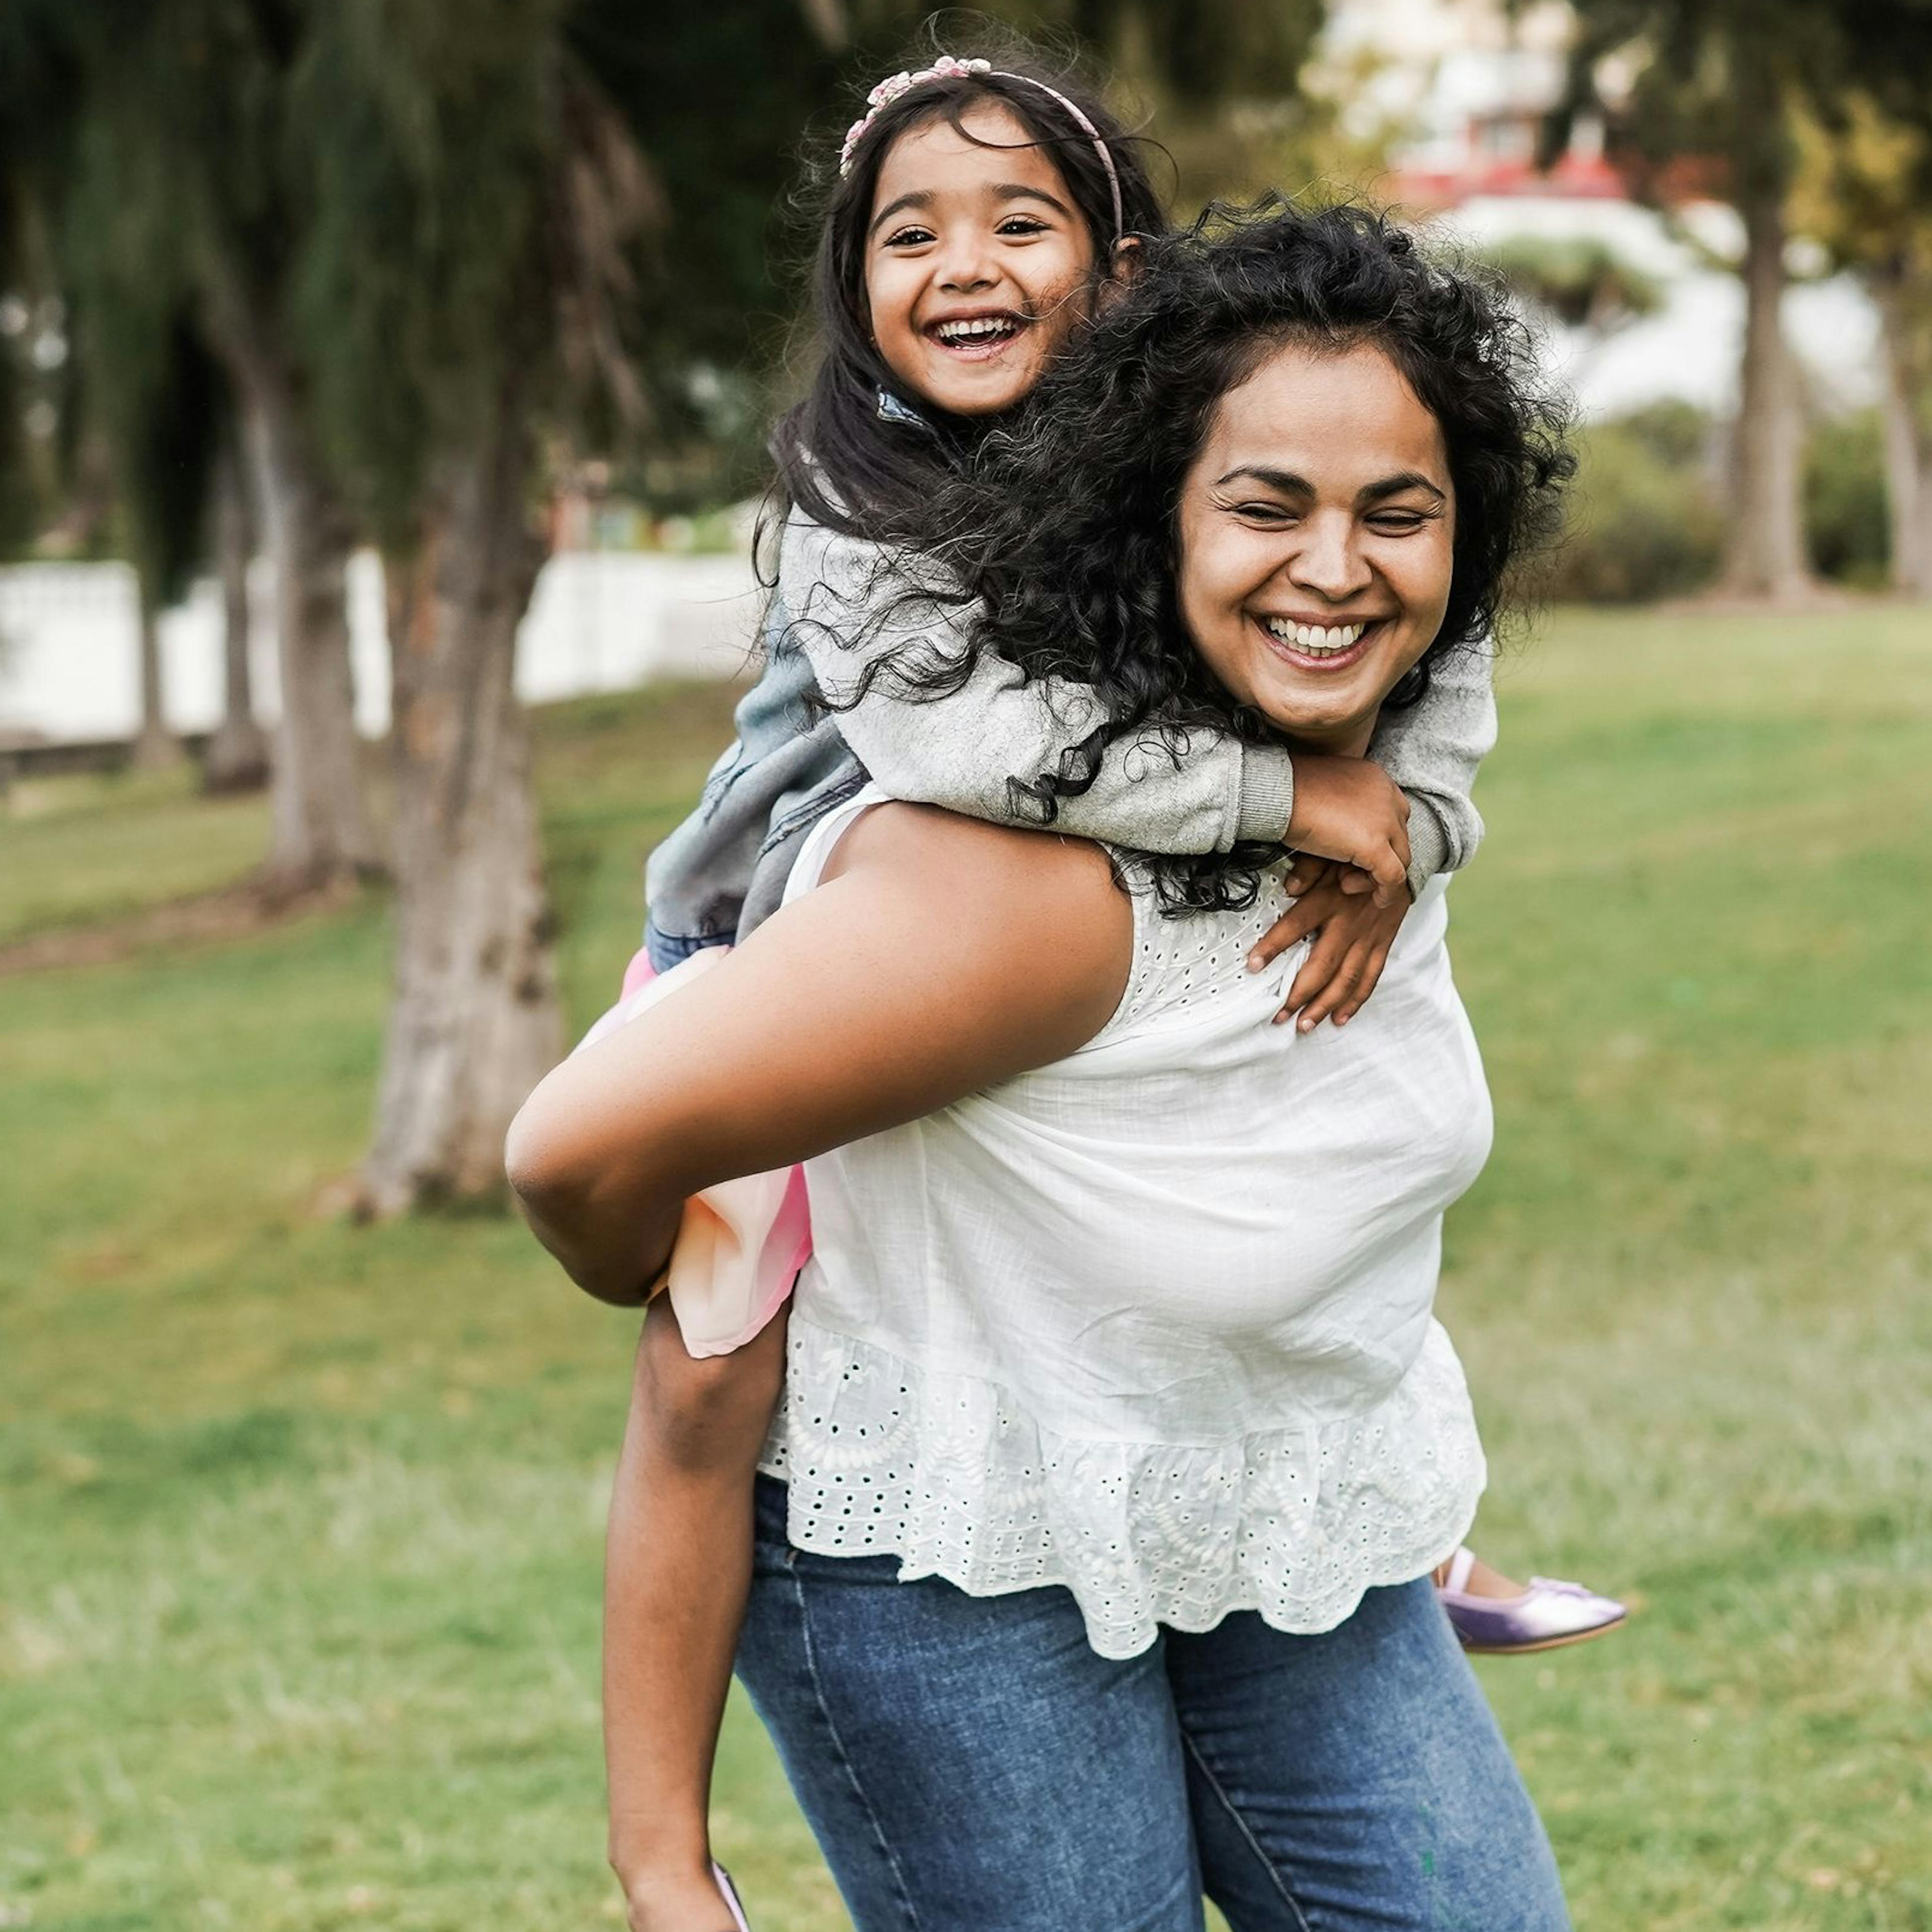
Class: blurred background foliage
1545,401,1726,604
0,0,1926,1214
1542,398,1896,605
1805,410,1892,590
4,1,1931,590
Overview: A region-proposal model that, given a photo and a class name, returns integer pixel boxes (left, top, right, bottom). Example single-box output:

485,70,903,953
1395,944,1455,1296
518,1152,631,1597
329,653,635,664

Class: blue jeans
736,1477,1568,1931
641,917,727,975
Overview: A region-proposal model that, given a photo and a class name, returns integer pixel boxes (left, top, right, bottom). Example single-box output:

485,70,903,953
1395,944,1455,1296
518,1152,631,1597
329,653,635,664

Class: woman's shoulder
831,801,1125,922
824,801,1134,1048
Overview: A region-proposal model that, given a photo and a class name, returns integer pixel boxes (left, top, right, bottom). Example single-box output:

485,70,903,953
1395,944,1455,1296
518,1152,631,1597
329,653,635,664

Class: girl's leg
1168,1581,1569,1932
734,1476,1203,1932
606,1301,787,1931
1434,1549,1524,1595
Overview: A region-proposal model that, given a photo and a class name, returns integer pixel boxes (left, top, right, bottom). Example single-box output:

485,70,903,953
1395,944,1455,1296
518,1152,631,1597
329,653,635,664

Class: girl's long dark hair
868,200,1575,912
771,29,1167,542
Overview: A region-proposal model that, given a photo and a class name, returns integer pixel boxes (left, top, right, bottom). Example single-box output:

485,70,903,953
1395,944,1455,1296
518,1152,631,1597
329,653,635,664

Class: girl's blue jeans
736,1476,1569,1931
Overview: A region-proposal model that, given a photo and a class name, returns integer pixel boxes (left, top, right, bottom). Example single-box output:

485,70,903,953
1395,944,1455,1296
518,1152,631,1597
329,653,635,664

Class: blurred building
1322,0,1881,420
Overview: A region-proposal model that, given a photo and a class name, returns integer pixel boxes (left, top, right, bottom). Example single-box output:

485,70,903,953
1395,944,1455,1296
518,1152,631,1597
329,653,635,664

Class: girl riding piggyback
517,39,1621,1932
647,54,1460,980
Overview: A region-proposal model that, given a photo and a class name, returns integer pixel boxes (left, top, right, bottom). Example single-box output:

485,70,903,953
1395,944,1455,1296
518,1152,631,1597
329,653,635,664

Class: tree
203,423,272,792
1552,3,1821,599
1556,0,1932,603
573,2,874,507
221,316,370,884
1793,99,1932,596
1873,252,1932,598
346,0,1354,1213
1477,233,1663,382
68,301,217,774
0,5,79,558
20,25,262,781
324,0,1336,1213
1062,0,1330,206
134,326,236,774
53,1,377,883
310,0,915,1212
288,4,653,1212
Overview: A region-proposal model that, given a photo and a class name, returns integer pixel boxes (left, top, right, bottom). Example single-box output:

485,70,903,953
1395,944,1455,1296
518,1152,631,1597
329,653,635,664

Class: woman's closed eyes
1215,498,1441,536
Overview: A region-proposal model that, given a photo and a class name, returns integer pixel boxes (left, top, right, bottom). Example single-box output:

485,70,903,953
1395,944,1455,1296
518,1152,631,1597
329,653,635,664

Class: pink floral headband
838,54,1125,245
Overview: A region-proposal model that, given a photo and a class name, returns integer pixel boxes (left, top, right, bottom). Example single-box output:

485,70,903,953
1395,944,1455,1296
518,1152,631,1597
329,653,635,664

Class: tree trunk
1873,265,1932,597
797,0,848,48
204,267,377,887
201,432,272,793
239,374,378,888
358,392,562,1216
130,583,183,771
1722,174,1813,600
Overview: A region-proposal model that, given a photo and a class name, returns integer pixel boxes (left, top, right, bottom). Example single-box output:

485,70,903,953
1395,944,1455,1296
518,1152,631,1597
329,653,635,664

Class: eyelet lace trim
762,1317,1486,1660
1100,858,1297,1038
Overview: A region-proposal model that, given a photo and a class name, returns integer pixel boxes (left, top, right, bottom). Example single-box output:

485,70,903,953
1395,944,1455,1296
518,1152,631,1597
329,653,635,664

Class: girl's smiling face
1177,340,1456,753
865,102,1101,418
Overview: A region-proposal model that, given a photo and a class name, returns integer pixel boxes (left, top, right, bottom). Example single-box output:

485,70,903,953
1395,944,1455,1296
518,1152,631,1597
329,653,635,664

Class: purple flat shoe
1436,1547,1628,1655
712,1864,752,1932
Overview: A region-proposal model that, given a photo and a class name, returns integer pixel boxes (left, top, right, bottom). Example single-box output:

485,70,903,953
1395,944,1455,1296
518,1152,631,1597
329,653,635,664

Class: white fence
0,549,762,746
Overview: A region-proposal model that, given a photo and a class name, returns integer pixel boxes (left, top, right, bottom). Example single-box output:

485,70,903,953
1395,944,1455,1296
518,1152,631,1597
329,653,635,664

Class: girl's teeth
1264,619,1367,656
936,317,1018,341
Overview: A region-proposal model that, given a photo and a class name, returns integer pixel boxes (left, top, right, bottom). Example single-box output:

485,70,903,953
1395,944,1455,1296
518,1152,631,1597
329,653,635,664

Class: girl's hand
1282,755,1411,907
1247,858,1412,1031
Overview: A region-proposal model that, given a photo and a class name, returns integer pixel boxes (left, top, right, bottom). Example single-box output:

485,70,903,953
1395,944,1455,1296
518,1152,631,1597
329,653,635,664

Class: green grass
3,612,1929,1930
0,765,276,947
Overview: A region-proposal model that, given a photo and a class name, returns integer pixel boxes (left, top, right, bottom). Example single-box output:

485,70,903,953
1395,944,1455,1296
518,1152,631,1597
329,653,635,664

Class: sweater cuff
1403,798,1451,902
1235,746,1296,847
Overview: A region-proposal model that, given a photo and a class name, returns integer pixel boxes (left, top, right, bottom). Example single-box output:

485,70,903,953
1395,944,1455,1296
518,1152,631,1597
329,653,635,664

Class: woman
509,203,1573,1929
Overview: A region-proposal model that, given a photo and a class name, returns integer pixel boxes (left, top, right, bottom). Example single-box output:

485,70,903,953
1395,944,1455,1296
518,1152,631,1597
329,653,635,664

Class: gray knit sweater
642,511,1494,961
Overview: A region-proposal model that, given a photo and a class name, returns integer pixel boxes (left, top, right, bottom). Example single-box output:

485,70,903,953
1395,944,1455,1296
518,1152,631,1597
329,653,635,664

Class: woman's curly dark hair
860,198,1574,912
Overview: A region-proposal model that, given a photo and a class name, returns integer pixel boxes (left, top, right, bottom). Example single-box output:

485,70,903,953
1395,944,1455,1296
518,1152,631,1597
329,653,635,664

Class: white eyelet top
761,786,1492,1659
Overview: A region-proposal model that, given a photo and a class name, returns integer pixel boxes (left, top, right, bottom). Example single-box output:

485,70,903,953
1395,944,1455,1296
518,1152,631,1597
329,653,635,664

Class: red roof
1390,150,1629,207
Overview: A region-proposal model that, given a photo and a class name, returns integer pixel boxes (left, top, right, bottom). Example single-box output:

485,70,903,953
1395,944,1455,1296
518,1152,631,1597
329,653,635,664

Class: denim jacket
642,590,867,970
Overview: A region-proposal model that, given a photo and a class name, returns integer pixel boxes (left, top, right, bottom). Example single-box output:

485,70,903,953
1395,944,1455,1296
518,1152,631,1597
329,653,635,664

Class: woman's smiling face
1177,340,1455,752
865,102,1100,419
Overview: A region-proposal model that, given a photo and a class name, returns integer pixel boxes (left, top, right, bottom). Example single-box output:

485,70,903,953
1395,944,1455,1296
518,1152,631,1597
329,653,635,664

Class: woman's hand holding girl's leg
605,1300,787,1930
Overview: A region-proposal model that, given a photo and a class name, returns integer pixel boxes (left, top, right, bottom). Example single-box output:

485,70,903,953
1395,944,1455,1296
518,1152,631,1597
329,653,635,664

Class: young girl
523,46,1619,1932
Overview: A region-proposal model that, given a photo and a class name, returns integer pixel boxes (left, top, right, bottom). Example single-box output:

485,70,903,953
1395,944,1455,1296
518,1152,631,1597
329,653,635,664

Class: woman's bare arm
506,803,1132,1304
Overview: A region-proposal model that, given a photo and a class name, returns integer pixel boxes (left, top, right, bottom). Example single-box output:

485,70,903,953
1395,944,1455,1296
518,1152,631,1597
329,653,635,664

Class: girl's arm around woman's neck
505,804,1133,1303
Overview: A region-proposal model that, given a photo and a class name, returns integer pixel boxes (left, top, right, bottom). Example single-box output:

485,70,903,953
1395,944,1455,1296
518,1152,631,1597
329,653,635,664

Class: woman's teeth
1264,618,1367,658
934,316,1020,343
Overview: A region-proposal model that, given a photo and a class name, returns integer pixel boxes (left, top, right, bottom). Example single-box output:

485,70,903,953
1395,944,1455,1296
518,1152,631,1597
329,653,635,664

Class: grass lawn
2,607,1928,1930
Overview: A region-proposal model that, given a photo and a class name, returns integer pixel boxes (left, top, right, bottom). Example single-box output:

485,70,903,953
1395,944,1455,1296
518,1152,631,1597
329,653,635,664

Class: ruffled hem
760,1318,1487,1660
